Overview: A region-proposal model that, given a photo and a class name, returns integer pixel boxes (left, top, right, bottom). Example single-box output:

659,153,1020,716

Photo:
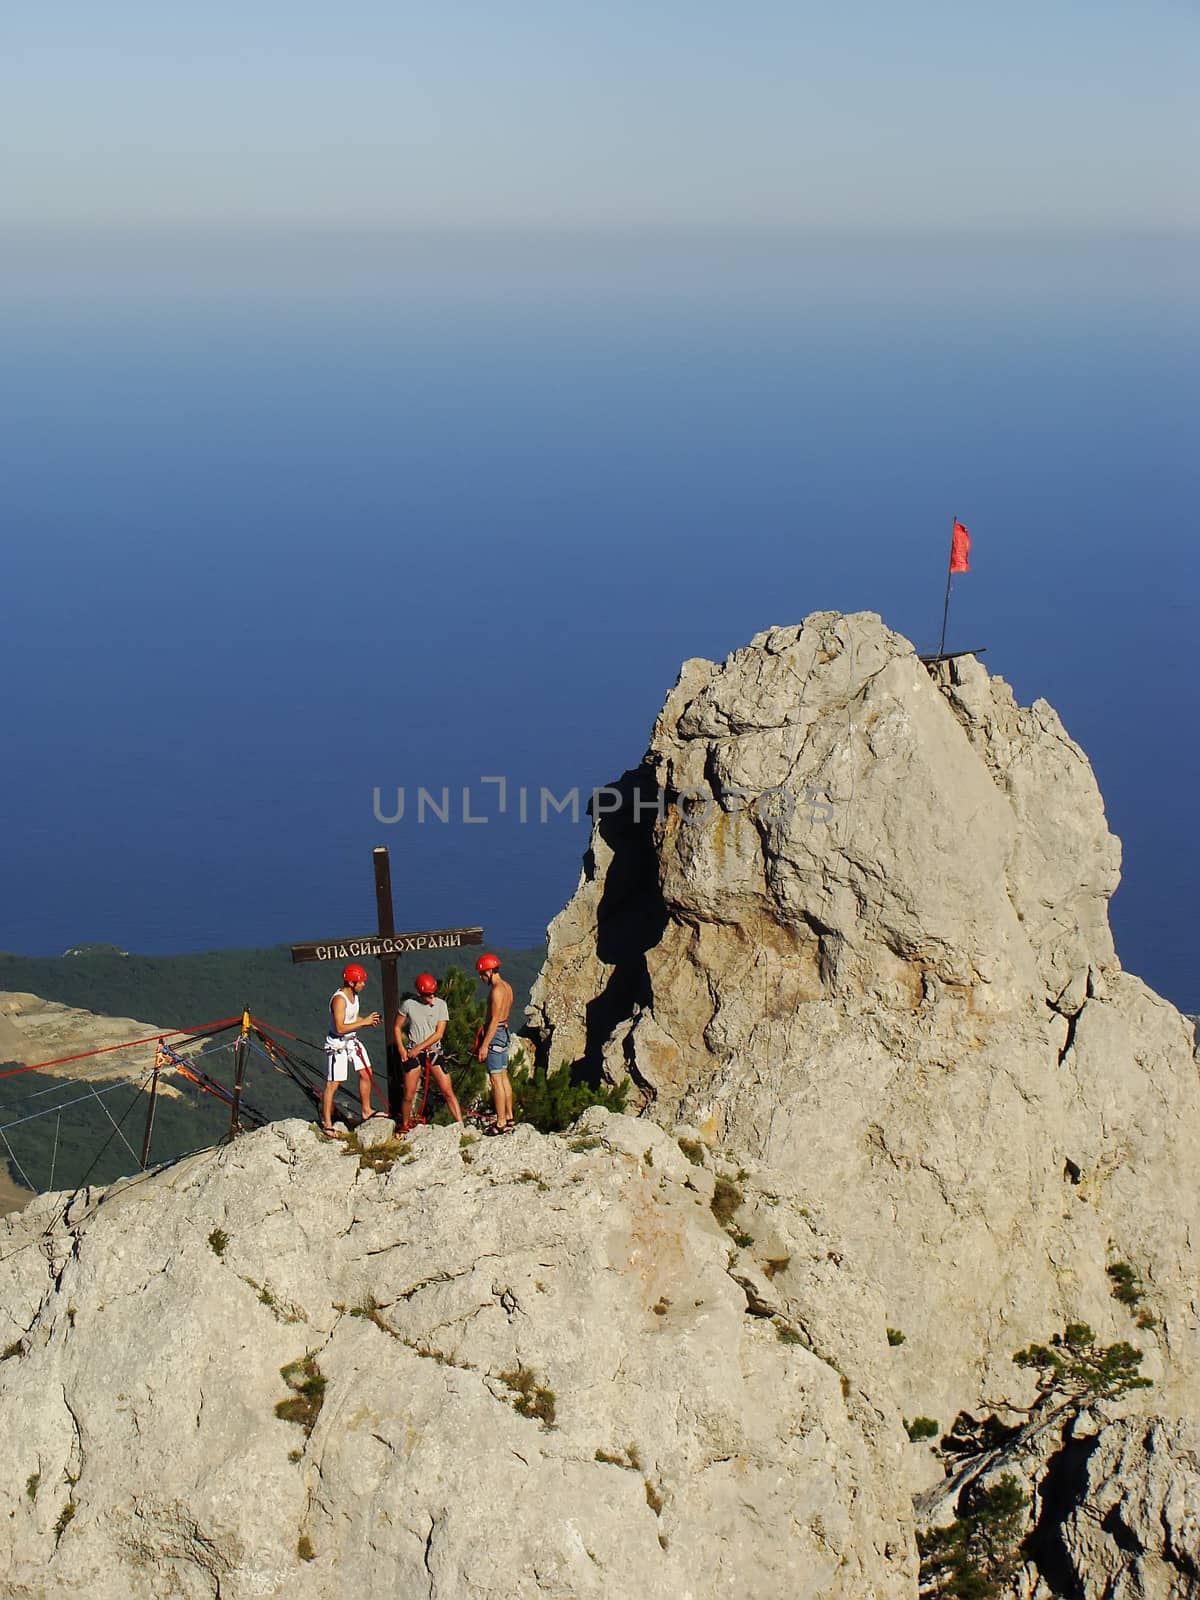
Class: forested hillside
0,943,544,1044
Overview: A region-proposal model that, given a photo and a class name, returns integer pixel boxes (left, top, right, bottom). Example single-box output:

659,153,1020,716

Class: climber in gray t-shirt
394,974,463,1128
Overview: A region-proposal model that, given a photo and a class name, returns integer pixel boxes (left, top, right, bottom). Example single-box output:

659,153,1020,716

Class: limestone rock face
1045,1416,1200,1600
527,613,1200,1433
0,1112,917,1599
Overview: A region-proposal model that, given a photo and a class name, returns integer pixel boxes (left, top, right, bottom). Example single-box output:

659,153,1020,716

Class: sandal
319,1124,342,1140
359,1111,385,1124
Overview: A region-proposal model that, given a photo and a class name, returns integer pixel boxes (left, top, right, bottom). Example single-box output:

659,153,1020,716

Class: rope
0,1134,222,1268
73,1068,157,1192
245,1030,325,1107
142,1071,159,1169
83,1082,142,1167
0,1016,244,1082
249,1016,330,1056
0,1038,231,1116
48,1112,61,1192
0,1075,150,1133
157,1042,269,1129
0,1128,36,1192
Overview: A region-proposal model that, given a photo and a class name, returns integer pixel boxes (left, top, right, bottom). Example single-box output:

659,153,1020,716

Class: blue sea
1,229,1196,1012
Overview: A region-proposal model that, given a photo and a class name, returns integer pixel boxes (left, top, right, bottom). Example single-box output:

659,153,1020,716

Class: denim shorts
486,1024,511,1075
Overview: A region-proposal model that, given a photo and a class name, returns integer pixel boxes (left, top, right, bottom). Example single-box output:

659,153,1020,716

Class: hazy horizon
7,2,1197,230
3,5,1197,1011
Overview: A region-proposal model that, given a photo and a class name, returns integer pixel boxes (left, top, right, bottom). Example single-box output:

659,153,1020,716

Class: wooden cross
290,847,483,1117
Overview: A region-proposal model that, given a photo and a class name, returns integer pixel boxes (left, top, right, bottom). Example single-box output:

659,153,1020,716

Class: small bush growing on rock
1106,1261,1140,1304
1107,1260,1149,1317
677,1137,705,1167
352,1137,410,1174
776,1323,804,1346
275,1356,327,1437
595,1443,642,1470
349,1295,391,1335
2,1340,22,1361
207,1227,229,1257
887,1327,906,1347
762,1256,791,1280
25,1472,39,1501
511,1062,628,1134
243,1277,304,1325
731,1230,755,1249
499,1365,557,1427
53,1500,76,1545
905,1417,940,1441
644,1478,665,1516
710,1178,743,1227
918,1473,1025,1598
297,1534,316,1562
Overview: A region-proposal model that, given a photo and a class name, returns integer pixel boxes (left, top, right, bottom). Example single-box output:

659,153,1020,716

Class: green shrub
887,1327,906,1347
25,1472,40,1502
275,1356,327,1436
208,1227,229,1257
1107,1260,1149,1318
905,1416,940,1441
297,1534,316,1562
677,1137,705,1167
920,1325,1157,1593
53,1500,76,1544
511,1063,628,1134
918,1473,1025,1598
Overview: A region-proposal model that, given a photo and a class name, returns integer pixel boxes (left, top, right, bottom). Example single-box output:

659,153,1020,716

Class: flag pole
936,515,956,658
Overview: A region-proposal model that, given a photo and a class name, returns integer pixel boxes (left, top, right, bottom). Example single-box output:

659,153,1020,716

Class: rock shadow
576,765,670,1088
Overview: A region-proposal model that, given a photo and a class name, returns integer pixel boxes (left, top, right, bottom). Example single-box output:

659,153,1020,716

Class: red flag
949,519,971,573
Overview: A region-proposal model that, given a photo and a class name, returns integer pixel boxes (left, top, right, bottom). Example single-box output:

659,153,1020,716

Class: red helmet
343,963,368,985
476,953,501,974
415,973,437,995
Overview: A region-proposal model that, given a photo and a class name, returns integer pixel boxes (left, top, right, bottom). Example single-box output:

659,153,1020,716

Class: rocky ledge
0,1111,918,1600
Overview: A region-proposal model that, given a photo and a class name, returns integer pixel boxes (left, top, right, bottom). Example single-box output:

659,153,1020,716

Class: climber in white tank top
320,963,382,1137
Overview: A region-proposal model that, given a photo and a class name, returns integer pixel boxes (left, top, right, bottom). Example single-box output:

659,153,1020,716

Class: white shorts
324,1036,371,1083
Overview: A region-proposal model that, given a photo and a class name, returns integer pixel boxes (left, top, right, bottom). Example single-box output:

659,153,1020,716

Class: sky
4,0,1198,232
1,3,1197,1013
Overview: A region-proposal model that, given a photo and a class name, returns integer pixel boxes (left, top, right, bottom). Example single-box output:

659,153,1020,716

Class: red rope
250,1016,321,1049
0,1016,245,1081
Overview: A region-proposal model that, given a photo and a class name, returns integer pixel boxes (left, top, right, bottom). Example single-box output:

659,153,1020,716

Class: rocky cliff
0,1111,919,1599
526,611,1200,1580
4,610,1199,1599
